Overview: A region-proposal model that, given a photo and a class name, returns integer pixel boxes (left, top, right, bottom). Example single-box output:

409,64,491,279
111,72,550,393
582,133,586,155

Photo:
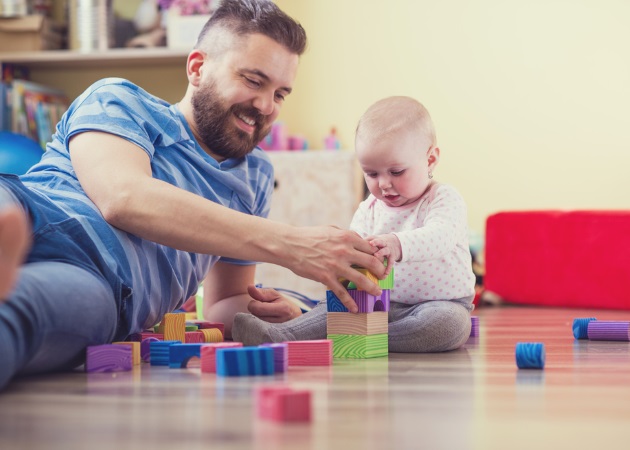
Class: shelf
0,47,190,69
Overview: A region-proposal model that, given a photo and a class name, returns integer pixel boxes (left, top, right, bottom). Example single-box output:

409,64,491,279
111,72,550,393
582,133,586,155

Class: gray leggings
246,297,474,353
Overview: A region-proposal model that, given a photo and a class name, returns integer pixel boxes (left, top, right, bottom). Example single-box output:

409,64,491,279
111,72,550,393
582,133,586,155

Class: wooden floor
1,305,630,450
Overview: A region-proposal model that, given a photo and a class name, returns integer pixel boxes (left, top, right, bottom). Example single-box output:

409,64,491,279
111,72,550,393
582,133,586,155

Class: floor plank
1,305,630,449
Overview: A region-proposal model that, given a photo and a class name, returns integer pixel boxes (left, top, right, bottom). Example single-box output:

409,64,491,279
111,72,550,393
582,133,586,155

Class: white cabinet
256,150,364,301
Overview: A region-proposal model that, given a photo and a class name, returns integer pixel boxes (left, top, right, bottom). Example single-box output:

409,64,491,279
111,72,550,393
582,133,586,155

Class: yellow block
113,341,141,365
163,313,186,342
200,328,223,343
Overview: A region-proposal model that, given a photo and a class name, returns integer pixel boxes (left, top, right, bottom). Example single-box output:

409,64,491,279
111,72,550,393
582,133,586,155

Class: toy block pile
326,265,393,359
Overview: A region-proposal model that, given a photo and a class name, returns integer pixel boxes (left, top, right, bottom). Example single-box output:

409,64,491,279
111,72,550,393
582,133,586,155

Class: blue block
150,340,181,366
326,291,348,312
169,343,204,368
215,347,274,376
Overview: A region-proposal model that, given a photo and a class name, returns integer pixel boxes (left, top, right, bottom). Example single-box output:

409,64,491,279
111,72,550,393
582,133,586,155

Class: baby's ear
428,146,440,165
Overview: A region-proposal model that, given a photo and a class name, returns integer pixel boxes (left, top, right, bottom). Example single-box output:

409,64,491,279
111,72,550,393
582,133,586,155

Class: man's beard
191,80,272,159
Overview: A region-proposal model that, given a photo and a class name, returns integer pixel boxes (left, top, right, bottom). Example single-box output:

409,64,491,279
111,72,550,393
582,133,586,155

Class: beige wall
275,0,630,235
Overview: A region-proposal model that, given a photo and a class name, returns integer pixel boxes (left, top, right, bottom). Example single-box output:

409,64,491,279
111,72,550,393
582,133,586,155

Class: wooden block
255,385,312,422
163,313,186,342
150,340,182,366
326,312,388,336
286,340,332,366
185,331,205,343
328,333,388,359
169,343,204,368
215,347,274,376
200,328,223,343
339,266,379,287
113,341,141,365
326,290,390,313
140,337,159,362
200,342,243,373
139,332,163,341
259,343,289,373
378,267,395,289
86,345,132,373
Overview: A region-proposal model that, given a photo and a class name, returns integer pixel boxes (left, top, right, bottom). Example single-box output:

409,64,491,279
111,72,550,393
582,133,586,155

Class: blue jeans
0,262,118,389
0,176,127,390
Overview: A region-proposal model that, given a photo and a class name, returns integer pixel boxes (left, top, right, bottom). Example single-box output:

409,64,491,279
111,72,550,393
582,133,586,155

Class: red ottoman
484,211,630,310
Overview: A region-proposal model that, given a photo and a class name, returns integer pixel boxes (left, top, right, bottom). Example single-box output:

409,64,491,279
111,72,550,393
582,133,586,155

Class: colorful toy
515,342,545,369
215,347,274,376
328,265,390,359
259,343,289,373
113,341,141,365
169,343,204,368
286,340,333,366
587,321,630,341
86,344,133,373
572,317,597,339
255,385,312,422
200,342,243,373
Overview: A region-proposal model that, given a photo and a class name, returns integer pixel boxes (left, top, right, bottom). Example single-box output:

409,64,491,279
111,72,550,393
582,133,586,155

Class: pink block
255,385,312,422
200,342,243,373
286,339,332,366
185,331,205,343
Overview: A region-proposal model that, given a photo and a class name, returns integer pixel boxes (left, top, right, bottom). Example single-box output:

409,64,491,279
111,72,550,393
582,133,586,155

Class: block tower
326,265,393,358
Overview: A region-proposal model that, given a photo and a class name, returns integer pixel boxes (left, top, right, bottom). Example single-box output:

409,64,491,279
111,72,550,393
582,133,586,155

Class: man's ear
428,146,440,169
186,50,206,86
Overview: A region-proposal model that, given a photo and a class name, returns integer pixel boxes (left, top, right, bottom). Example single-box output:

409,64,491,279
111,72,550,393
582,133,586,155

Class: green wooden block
378,266,394,289
328,333,388,359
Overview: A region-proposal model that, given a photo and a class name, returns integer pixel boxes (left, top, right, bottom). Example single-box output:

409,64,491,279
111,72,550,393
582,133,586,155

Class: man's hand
281,226,385,313
246,285,302,323
368,233,402,277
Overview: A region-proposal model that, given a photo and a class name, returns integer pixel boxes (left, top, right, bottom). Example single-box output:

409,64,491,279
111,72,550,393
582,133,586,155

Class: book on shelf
1,79,69,149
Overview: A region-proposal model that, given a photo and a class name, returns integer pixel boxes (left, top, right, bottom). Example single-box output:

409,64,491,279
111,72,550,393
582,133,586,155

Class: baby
233,96,475,352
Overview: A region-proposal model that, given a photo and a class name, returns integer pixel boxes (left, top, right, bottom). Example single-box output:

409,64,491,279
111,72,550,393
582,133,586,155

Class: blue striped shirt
20,78,275,333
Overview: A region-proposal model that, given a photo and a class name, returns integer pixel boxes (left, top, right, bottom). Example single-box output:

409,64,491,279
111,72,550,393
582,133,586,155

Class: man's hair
195,0,307,56
356,96,437,147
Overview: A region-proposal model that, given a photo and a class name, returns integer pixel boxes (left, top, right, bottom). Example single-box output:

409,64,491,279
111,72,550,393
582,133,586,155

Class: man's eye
275,92,286,102
245,77,261,87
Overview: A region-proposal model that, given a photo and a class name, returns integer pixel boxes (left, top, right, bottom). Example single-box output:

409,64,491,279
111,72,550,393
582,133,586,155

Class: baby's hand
368,233,402,275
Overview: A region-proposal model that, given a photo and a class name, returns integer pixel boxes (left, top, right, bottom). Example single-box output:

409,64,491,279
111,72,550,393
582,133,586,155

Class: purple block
260,343,289,373
470,316,480,337
141,337,159,362
587,321,630,341
86,344,133,373
347,289,390,312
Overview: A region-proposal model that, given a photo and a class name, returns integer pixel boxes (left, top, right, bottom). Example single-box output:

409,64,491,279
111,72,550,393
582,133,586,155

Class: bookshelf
0,48,190,103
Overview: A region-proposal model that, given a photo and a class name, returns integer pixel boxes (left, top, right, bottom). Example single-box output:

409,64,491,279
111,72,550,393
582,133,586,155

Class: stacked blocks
327,266,393,359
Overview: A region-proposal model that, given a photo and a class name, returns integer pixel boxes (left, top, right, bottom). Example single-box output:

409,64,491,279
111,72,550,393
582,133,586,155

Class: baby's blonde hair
355,96,436,148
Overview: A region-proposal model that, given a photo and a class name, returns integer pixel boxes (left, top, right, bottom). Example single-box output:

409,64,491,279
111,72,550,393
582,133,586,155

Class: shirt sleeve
394,185,469,263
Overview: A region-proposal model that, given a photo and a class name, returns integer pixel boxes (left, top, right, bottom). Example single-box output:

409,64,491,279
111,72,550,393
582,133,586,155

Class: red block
286,340,332,366
485,210,630,309
200,342,243,373
255,385,311,422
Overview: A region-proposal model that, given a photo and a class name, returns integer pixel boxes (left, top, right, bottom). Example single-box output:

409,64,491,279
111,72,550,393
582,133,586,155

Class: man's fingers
329,280,359,313
247,285,281,303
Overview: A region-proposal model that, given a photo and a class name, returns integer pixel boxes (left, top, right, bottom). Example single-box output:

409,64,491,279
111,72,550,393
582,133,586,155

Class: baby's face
356,129,435,208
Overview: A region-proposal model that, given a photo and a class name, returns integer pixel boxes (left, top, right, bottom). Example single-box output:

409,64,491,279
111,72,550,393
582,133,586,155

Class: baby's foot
231,312,287,346
0,206,30,300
